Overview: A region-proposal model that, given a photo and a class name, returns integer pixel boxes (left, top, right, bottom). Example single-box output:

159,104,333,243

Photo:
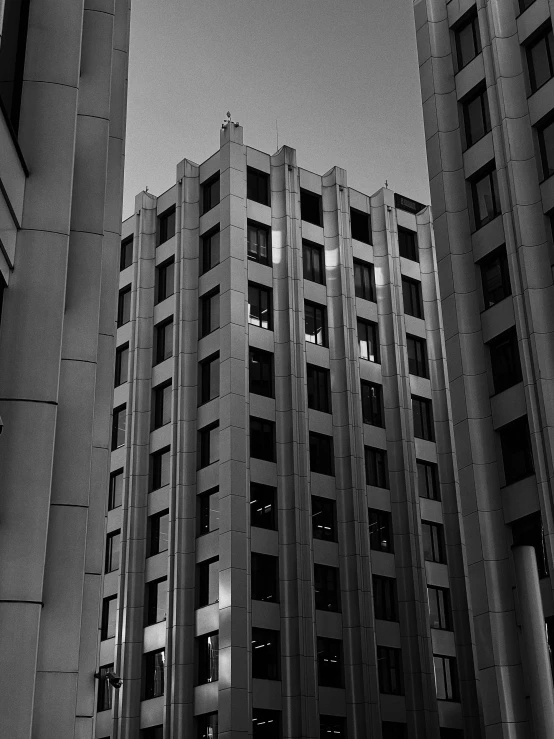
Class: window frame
101,595,117,640
354,260,376,301
365,447,389,489
307,364,331,413
398,226,419,262
251,553,280,603
105,530,121,573
422,521,447,564
117,285,131,327
526,24,554,94
247,220,271,265
157,206,176,245
454,8,482,71
406,335,429,378
200,288,220,338
300,188,323,227
312,496,337,542
537,114,554,181
114,343,129,387
309,431,335,476
201,227,220,275
145,577,168,626
361,381,384,427
142,649,166,700
108,469,124,510
402,277,424,319
314,563,341,612
499,415,535,485
249,348,274,399
462,83,491,149
470,165,501,231
357,319,380,362
202,173,220,215
198,422,219,469
197,632,220,684
198,487,220,536
480,246,511,309
303,240,326,285
250,416,276,463
488,327,522,394
373,575,398,622
147,510,169,558
368,508,394,553
247,167,270,206
305,301,328,347
252,627,281,681
111,404,126,450
434,654,460,702
253,709,281,739
428,586,452,631
350,207,372,244
248,283,273,330
97,664,114,711
150,446,171,491
250,483,278,531
197,558,219,607
120,234,133,271
377,646,404,696
417,460,440,501
199,352,220,405
154,317,173,365
152,380,172,430
317,636,344,688
412,395,435,441
155,257,175,304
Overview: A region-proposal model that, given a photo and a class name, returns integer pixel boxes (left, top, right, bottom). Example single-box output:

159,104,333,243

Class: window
97,664,114,711
317,637,343,687
154,318,173,365
155,258,175,304
351,207,371,244
200,353,220,404
357,319,379,361
407,335,428,378
158,206,176,245
197,633,219,684
519,0,536,11
247,167,270,205
150,447,170,491
105,531,121,573
248,283,273,330
198,422,219,468
480,246,511,308
462,84,491,149
152,381,172,429
305,302,327,346
147,510,169,557
382,722,408,739
428,586,452,630
422,521,446,564
402,277,423,319
373,575,398,621
252,628,280,680
142,649,165,700
309,432,334,476
145,578,168,625
108,469,123,510
312,496,337,542
512,511,548,578
417,460,440,500
202,174,220,214
398,227,418,261
0,0,31,132
499,416,534,484
300,188,323,226
114,344,129,387
440,730,464,739
365,448,389,489
197,558,219,607
197,713,218,739
537,116,554,180
526,25,554,93
307,365,331,413
454,9,481,70
120,235,133,270
377,646,404,695
368,508,393,553
249,349,274,398
200,289,220,337
253,709,280,739
489,328,522,394
361,381,384,427
303,240,325,284
101,596,117,640
142,725,164,739
434,655,459,701
201,228,220,274
354,260,375,301
117,286,131,327
320,716,346,739
314,564,341,612
198,488,220,535
112,405,126,450
248,221,271,265
252,553,279,602
250,483,277,530
250,417,276,462
470,166,501,230
412,396,434,441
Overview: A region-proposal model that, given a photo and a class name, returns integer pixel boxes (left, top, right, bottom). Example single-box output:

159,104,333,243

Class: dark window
247,167,270,206
499,416,534,484
112,405,126,450
152,381,172,429
142,649,165,700
305,302,327,346
358,319,380,361
398,227,418,261
428,586,452,630
198,422,219,469
300,189,323,226
312,496,337,542
198,488,220,536
250,349,274,398
434,655,459,701
368,508,393,553
158,206,176,245
248,283,273,330
317,637,343,687
382,723,407,739
320,716,346,739
250,483,277,530
150,447,170,491
307,364,331,413
120,235,133,270
97,664,114,711
422,521,446,564
202,174,220,214
101,596,117,640
440,730,464,739
303,240,325,284
413,396,434,441
200,353,220,404
250,417,276,462
145,578,168,626
248,221,271,265
402,278,423,319
105,531,121,573
454,9,482,70
115,344,129,387
462,84,491,149
197,713,218,739
526,25,554,93
197,633,219,684
365,448,389,489
200,289,220,337
252,553,279,602
480,246,511,308
519,0,536,10
154,318,173,365
0,0,31,132
253,709,280,739
351,208,372,244
309,432,334,476
147,510,169,557
252,628,280,680
155,258,175,305
361,382,384,427
108,469,123,510
377,646,404,695
201,228,220,274
407,335,429,378
142,726,163,739
117,286,131,327
470,166,501,230
314,564,341,612
512,511,549,578
354,260,376,301
537,116,554,180
373,575,398,621
489,328,522,394
197,558,219,607
417,460,440,500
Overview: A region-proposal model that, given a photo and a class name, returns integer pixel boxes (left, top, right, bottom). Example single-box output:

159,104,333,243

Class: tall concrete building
97,122,484,739
413,0,554,737
0,1,131,737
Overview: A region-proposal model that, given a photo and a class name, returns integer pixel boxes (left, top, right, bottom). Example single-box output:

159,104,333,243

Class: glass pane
542,120,554,177
159,450,170,487
530,37,551,90
208,426,219,465
158,513,169,553
210,293,219,333
156,579,168,622
106,598,117,638
208,560,219,604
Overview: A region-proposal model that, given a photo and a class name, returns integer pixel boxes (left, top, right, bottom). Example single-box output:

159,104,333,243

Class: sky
122,0,430,219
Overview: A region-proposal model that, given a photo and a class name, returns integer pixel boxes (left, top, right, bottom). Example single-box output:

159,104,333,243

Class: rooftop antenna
276,119,279,151
384,180,388,189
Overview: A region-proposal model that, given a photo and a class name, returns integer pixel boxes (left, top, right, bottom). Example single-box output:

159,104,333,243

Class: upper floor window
253,710,281,739
314,564,341,612
198,422,219,468
354,260,376,301
402,277,423,319
412,395,434,441
317,637,343,687
320,716,346,739
115,344,129,387
97,664,114,711
462,84,491,149
142,649,165,700
247,167,270,206
309,432,334,476
526,24,554,93
145,578,168,626
377,646,404,695
117,286,131,327
499,416,534,484
248,283,273,330
152,381,172,429
147,510,169,556
112,405,126,450
368,508,393,553
358,319,380,361
197,558,219,607
252,628,280,680
373,575,398,621
428,586,452,630
488,327,522,394
480,246,511,308
249,348,274,398
105,530,121,573
120,235,133,270
312,496,337,542
198,488,219,535
454,9,481,70
307,364,331,413
407,335,428,378
200,289,220,337
398,227,418,261
361,381,384,427
150,447,170,491
155,258,175,304
108,469,123,510
197,632,219,684
537,115,554,181
201,227,220,275
252,553,279,602
197,713,218,739
422,521,446,564
154,318,173,365
470,165,501,230
382,723,408,739
248,221,271,265
202,174,220,214
417,460,440,500
199,352,220,404
157,206,176,245
351,208,372,244
250,417,276,462
434,655,459,701
303,240,325,284
365,447,389,489
101,596,117,640
300,188,323,226
512,511,548,578
250,483,277,530
0,0,31,133
519,0,537,11
305,302,327,346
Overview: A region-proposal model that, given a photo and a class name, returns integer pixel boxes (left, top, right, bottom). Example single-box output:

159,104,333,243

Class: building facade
413,0,554,737
0,2,131,737
97,123,483,739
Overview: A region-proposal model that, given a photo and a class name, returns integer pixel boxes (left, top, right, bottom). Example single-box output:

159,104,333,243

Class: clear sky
122,0,430,218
